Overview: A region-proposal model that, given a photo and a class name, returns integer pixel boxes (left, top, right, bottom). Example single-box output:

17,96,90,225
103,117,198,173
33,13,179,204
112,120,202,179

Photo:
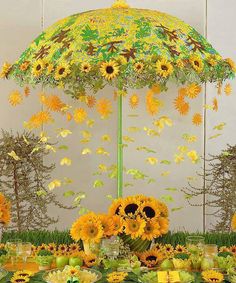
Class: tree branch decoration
182,144,236,232
0,130,73,232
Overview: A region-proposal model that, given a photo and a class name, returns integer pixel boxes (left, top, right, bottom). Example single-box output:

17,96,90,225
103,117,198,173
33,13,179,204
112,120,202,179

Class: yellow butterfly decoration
123,136,134,143
7,150,20,161
48,179,61,191
81,130,92,139
146,157,158,165
127,126,141,133
153,116,173,132
213,122,226,131
187,150,199,164
45,145,56,153
102,134,111,142
57,128,72,138
96,147,110,156
177,146,188,153
174,154,184,164
60,157,72,166
143,127,160,137
86,119,95,128
60,104,72,113
39,131,49,143
161,171,170,177
98,164,108,172
81,148,92,155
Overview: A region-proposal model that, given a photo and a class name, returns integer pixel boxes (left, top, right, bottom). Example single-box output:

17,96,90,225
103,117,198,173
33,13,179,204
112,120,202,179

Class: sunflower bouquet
0,192,10,225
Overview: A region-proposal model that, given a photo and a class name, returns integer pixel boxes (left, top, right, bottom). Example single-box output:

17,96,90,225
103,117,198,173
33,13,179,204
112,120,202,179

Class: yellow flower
124,216,146,239
26,111,53,129
20,61,30,71
119,196,140,217
81,222,104,243
231,213,236,231
60,157,72,166
40,94,65,112
187,150,199,164
48,179,61,191
140,200,160,219
134,62,144,73
175,245,188,254
225,58,236,72
96,98,112,118
156,59,174,78
81,62,91,73
146,91,163,116
206,55,218,67
129,94,139,108
0,192,11,225
174,154,184,164
189,55,204,73
86,95,96,108
13,270,33,278
176,59,185,69
74,108,87,123
158,217,169,234
32,59,45,77
213,97,218,112
46,63,54,74
201,270,224,283
107,272,128,283
141,219,161,241
185,83,202,99
8,90,22,106
108,198,123,216
84,254,97,267
0,62,11,78
112,215,124,235
224,83,232,96
10,276,30,283
100,60,119,80
140,249,164,268
67,267,80,277
54,62,70,80
192,113,203,126
98,214,115,237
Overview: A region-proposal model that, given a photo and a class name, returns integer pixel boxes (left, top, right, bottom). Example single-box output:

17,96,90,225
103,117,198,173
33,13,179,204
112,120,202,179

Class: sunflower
224,83,232,96
174,96,190,116
176,59,185,69
84,254,97,267
175,245,188,254
54,62,70,80
96,98,112,118
146,91,163,116
229,245,236,254
74,108,87,123
108,198,123,216
163,244,174,256
206,55,218,67
67,267,80,277
231,213,236,231
140,200,160,219
47,243,57,253
81,221,104,243
86,95,96,108
192,113,203,126
141,219,161,241
140,249,164,268
134,62,144,73
100,60,119,80
124,216,146,239
46,63,54,74
58,244,68,254
156,200,169,217
0,62,11,78
158,217,169,235
20,61,30,71
112,215,124,235
151,84,161,94
69,243,80,253
41,94,65,112
186,83,202,99
189,55,204,73
98,214,115,237
156,59,174,78
225,58,236,72
13,270,33,278
129,94,139,108
213,97,218,111
24,86,30,97
32,59,45,77
201,270,224,283
11,276,30,283
107,271,128,283
26,111,53,129
8,90,22,106
81,62,91,73
119,196,141,217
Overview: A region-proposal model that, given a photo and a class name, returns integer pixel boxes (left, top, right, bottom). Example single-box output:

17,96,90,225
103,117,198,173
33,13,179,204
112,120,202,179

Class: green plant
0,249,7,256
37,250,53,256
174,253,189,260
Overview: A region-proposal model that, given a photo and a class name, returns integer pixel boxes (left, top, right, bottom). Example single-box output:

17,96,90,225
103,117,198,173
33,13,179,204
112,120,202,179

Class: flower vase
120,234,151,252
83,241,100,256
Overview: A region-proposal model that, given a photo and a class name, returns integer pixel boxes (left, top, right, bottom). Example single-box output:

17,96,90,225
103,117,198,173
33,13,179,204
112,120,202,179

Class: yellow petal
81,148,92,155
60,157,72,166
57,128,72,138
81,130,92,139
187,150,199,164
96,147,110,156
174,154,184,164
146,157,158,165
7,150,20,161
45,145,56,153
123,136,134,143
48,179,61,191
86,119,95,128
161,171,170,177
102,134,111,142
177,146,188,153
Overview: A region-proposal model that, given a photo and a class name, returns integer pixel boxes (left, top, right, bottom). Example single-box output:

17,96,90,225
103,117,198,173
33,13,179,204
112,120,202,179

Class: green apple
201,258,214,271
160,259,174,271
69,256,83,267
56,256,69,268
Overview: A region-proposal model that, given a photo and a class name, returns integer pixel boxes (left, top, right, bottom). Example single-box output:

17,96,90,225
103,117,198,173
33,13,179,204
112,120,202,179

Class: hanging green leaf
93,179,104,188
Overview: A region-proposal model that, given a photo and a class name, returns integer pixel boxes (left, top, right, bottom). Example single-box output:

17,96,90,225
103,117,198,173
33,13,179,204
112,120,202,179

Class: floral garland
0,192,11,225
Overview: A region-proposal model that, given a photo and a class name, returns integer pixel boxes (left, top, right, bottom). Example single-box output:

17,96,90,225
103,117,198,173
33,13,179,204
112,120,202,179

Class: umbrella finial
111,0,130,9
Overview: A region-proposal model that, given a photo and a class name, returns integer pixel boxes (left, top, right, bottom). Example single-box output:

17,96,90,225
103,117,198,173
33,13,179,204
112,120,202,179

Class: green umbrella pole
117,93,123,198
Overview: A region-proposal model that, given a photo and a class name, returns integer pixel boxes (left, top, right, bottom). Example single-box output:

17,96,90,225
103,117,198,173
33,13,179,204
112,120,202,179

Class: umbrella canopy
2,0,235,96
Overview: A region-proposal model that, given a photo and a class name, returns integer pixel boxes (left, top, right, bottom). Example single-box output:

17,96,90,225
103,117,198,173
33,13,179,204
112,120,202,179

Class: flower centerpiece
0,193,10,242
70,195,169,253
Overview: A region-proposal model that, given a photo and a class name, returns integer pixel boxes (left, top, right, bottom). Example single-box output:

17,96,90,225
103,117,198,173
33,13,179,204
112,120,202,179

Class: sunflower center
194,60,200,67
145,225,153,233
59,67,65,74
124,203,139,215
15,280,27,282
115,205,121,215
106,66,114,74
88,226,98,236
131,222,139,231
146,255,157,261
143,206,156,218
161,64,168,71
136,64,142,69
36,64,42,71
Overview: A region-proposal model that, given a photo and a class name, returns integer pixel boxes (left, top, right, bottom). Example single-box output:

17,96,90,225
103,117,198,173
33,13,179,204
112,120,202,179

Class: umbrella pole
117,93,123,198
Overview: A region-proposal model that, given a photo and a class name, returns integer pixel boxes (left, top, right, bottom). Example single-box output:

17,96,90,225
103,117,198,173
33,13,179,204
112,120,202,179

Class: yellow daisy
20,61,30,71
156,58,174,78
54,62,70,80
112,215,124,235
190,55,204,73
141,219,161,241
74,108,87,123
119,196,140,217
185,83,202,99
201,270,224,283
224,83,232,96
140,249,164,268
32,59,45,77
41,94,65,112
13,270,33,278
81,221,104,243
26,111,53,129
129,94,139,108
10,276,30,283
97,214,115,237
134,62,144,73
124,216,146,239
100,60,119,80
84,254,97,267
140,200,160,219
96,98,112,118
192,113,203,126
0,62,11,78
8,90,22,106
81,62,91,73
108,198,123,216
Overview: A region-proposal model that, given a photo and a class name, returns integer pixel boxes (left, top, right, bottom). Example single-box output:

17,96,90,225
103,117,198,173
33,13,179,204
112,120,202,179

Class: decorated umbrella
1,0,235,199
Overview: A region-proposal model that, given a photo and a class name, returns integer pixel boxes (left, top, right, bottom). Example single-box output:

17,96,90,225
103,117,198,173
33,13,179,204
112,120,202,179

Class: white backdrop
0,0,235,232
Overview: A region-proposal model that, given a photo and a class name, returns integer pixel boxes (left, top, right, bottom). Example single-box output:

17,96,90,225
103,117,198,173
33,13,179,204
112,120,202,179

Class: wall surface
0,0,235,232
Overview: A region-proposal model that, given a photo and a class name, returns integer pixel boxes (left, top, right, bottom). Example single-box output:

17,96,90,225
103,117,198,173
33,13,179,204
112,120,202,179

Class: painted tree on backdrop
0,130,73,231
182,144,236,232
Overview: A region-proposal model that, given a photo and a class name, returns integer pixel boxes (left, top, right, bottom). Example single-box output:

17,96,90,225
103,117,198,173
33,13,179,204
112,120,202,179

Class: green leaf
165,187,178,192
58,145,69,150
171,207,184,212
160,160,171,165
161,195,174,203
63,191,75,197
93,180,104,188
